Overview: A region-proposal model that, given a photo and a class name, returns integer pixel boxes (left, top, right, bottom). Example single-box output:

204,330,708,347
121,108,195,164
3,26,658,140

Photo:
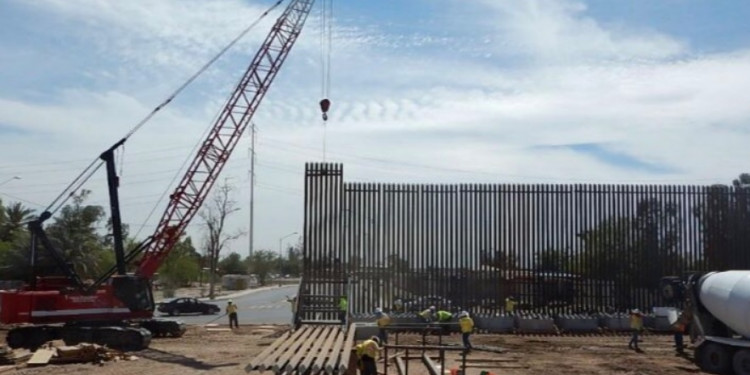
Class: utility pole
249,123,256,258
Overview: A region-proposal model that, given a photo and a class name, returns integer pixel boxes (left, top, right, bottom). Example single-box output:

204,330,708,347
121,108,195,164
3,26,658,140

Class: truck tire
698,342,730,374
733,349,750,375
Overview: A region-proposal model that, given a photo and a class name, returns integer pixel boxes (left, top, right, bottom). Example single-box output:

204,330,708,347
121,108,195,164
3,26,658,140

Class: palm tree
0,202,35,242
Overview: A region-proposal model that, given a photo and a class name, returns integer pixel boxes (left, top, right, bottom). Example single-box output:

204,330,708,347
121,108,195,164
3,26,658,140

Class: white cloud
2,0,750,254
474,0,688,63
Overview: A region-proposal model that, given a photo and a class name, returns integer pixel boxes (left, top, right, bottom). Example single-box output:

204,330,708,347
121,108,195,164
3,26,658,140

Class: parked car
157,297,220,316
402,295,453,312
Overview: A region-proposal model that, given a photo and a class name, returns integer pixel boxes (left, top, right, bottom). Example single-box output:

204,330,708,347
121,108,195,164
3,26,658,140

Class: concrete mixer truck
661,271,750,375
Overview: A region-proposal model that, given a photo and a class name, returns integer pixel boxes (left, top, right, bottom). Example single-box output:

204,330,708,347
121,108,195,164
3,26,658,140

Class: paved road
157,285,298,326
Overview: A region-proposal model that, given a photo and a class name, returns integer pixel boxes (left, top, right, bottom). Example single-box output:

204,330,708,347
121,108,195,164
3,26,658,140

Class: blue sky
1,0,749,255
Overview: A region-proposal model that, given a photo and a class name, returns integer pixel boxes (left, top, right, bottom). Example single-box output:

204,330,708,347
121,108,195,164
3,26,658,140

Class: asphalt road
157,285,298,326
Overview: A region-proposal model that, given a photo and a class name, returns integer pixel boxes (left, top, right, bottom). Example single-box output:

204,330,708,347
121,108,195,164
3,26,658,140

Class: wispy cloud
1,0,749,251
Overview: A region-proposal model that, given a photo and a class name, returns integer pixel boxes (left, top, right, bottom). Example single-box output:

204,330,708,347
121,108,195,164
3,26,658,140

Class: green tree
573,199,684,308
537,248,568,272
0,202,35,242
219,252,247,275
278,243,303,277
43,190,112,279
694,175,750,270
158,237,201,290
0,200,34,279
245,250,278,286
480,249,518,271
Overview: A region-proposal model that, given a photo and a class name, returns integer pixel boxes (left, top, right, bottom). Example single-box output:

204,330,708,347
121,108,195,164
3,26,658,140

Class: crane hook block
319,98,331,121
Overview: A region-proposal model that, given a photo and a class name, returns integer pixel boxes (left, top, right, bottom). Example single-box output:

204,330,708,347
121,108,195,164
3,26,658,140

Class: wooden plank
27,349,55,366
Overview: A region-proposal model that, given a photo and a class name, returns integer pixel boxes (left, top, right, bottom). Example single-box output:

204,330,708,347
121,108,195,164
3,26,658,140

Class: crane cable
319,0,333,161
44,0,285,216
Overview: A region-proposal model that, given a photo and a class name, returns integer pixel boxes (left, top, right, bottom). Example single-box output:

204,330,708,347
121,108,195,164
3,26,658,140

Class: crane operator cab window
112,276,154,312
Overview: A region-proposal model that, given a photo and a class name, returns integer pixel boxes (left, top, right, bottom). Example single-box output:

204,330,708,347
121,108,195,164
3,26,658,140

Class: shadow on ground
138,348,238,370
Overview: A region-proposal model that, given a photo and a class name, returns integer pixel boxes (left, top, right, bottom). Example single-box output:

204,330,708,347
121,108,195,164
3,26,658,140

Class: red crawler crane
1,0,315,350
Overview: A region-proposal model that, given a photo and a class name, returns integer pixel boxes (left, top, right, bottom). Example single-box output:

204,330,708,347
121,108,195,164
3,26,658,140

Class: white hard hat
374,307,383,314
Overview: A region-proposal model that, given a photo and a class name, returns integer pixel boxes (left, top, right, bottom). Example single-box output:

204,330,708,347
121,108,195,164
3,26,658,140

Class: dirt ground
2,326,708,375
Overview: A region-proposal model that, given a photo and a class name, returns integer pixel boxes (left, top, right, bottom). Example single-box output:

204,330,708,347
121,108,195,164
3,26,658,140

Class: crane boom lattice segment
137,0,315,277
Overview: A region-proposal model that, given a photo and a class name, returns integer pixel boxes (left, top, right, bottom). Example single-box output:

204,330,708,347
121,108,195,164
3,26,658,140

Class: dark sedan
157,297,220,316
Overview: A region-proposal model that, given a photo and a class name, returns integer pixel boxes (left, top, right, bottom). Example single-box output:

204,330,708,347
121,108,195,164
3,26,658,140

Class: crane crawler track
6,320,185,351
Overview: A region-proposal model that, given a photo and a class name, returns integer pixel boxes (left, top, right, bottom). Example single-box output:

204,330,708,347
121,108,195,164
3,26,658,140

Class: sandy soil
2,327,707,375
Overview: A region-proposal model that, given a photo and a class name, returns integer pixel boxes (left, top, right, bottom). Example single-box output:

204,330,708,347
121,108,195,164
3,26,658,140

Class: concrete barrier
555,314,600,333
474,315,515,333
515,314,556,333
645,315,674,331
599,313,630,331
353,323,379,340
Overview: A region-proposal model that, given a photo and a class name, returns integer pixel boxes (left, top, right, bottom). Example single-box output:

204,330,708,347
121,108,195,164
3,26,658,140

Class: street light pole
278,231,298,259
0,176,20,187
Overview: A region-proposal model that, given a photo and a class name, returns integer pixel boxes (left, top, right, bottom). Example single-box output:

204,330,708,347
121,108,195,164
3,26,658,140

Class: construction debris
0,345,31,365
27,348,55,366
4,342,139,367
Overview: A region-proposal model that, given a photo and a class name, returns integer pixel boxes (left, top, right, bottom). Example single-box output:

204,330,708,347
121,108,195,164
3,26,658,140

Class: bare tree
200,181,245,299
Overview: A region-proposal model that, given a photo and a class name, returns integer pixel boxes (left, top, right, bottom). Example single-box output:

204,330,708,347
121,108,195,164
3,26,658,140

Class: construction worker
285,295,299,327
628,308,644,351
419,306,436,323
286,295,298,313
355,336,381,375
436,309,453,323
458,311,474,349
226,300,239,329
673,309,691,355
374,307,391,344
338,296,348,324
435,309,454,334
505,295,518,314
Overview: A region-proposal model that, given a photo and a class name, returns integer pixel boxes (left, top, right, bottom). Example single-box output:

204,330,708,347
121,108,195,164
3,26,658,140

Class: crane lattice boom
137,0,315,277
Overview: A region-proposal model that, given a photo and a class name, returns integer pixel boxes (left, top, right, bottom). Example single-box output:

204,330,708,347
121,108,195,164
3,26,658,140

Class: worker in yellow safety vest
374,307,391,344
419,306,436,323
355,336,381,375
338,296,348,324
628,308,644,351
505,295,518,314
226,300,239,329
458,311,474,349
